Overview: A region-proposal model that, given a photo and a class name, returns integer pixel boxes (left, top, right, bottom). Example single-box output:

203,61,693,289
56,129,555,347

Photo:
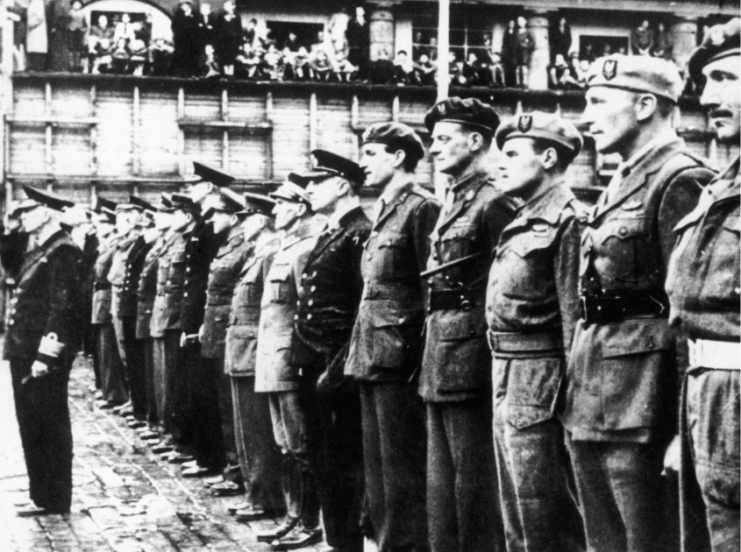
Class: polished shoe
271,525,323,550
204,475,224,486
235,505,276,522
256,517,298,542
16,505,68,517
112,402,131,415
227,501,252,515
181,465,214,478
95,400,114,410
94,390,104,400
168,452,194,464
150,443,174,454
210,480,243,496
128,420,147,429
139,431,160,441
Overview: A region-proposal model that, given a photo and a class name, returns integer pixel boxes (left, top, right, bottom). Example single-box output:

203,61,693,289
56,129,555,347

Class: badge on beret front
603,59,617,80
437,103,447,115
518,115,532,133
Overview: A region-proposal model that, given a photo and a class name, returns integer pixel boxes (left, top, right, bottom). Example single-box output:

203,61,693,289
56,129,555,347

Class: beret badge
437,103,446,115
518,115,532,133
603,59,617,80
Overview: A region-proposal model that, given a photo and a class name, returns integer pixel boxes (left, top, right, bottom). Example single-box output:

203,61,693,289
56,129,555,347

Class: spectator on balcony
310,31,332,60
236,42,262,79
428,36,439,61
393,50,413,84
489,52,505,87
113,13,136,47
515,16,534,87
244,18,258,49
283,31,301,54
412,53,436,85
262,43,284,80
311,48,333,81
110,37,130,73
346,6,369,79
47,0,71,71
129,37,147,75
412,31,425,61
333,50,357,82
199,3,216,47
329,6,350,59
68,0,87,72
550,17,572,63
548,53,580,89
285,46,311,80
581,42,595,63
214,0,242,77
88,15,114,74
370,47,395,84
631,19,654,55
171,0,203,77
449,51,476,86
652,22,674,60
149,37,173,76
501,19,518,87
26,0,47,71
602,42,614,57
199,43,221,78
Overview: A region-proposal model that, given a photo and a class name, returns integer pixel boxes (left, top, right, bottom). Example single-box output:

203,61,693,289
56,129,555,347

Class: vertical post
44,82,52,175
265,91,274,180
437,0,449,102
132,85,140,176
90,84,98,177
351,94,360,162
177,87,185,177
527,10,551,91
309,92,317,155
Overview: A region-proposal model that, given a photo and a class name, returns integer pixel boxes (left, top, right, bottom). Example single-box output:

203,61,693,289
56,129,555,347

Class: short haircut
383,144,420,172
530,139,576,172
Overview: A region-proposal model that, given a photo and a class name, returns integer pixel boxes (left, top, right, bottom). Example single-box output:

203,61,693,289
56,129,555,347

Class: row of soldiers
3,18,739,552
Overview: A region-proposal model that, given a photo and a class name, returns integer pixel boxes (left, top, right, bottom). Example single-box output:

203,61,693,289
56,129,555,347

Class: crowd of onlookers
9,2,690,91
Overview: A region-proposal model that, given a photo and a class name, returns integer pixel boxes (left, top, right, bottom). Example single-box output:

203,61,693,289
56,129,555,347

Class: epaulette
409,184,437,200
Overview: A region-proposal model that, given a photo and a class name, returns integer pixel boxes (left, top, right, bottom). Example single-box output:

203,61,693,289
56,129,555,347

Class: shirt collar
518,182,573,224
617,130,677,176
327,203,359,231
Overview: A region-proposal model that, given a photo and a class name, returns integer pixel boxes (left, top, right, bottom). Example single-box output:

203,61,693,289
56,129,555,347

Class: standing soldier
291,150,371,552
224,193,283,522
665,18,740,552
199,188,255,492
254,177,322,548
561,55,716,552
8,186,82,516
420,97,516,552
92,199,128,410
487,112,586,552
346,122,441,552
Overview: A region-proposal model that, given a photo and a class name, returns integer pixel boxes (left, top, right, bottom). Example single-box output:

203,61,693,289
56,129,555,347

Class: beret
129,195,157,213
424,97,500,134
170,193,201,215
688,18,740,85
18,185,75,213
192,161,235,188
91,195,117,214
496,111,583,159
270,175,311,205
586,54,683,103
363,122,426,162
211,188,244,214
293,149,366,187
237,192,276,218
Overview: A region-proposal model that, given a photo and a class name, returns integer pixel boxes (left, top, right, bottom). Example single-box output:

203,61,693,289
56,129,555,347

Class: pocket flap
601,319,673,358
440,224,476,242
377,232,408,249
436,310,487,341
368,303,423,328
723,214,740,234
269,262,292,282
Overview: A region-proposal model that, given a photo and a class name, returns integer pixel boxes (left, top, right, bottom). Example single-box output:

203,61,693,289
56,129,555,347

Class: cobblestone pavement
0,352,351,552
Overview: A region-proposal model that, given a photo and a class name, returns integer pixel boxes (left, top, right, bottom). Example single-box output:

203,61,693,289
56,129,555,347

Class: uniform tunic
486,183,584,552
667,156,740,552
562,135,715,552
5,229,82,512
345,181,440,552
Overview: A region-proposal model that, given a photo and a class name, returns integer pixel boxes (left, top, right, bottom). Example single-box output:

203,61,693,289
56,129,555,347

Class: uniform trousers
140,338,158,428
96,322,128,405
10,357,73,511
192,356,226,471
303,369,364,551
427,398,503,552
359,382,428,552
113,315,147,419
231,375,283,511
151,336,167,432
684,369,740,552
565,433,677,552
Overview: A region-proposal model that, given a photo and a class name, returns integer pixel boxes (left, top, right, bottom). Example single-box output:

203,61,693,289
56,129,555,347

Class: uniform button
8,320,13,326
398,317,404,324
371,232,378,237
296,300,301,306
307,314,312,320
302,273,307,280
367,255,372,261
294,314,299,321
184,293,189,297
11,309,16,314
312,271,317,278
619,227,627,236
299,287,304,293
308,300,313,306
187,268,191,273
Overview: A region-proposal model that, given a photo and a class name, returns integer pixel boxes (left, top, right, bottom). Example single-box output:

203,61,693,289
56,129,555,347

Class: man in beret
6,187,83,516
665,17,740,552
288,150,371,552
254,177,322,547
224,193,283,523
418,97,515,552
198,189,255,493
487,111,586,552
561,54,716,552
345,122,440,552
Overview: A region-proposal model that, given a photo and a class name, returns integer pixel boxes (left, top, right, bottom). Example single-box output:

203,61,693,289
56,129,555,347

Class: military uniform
346,177,440,552
562,126,715,549
6,221,82,513
92,232,128,406
225,234,283,514
668,157,740,552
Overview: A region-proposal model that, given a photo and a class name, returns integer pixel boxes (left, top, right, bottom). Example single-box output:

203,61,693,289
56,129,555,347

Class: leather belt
94,282,111,291
487,330,563,353
579,292,668,325
688,339,741,371
428,289,483,312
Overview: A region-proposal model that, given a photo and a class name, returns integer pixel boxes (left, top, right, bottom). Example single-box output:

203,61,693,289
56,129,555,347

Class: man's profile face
582,86,638,155
272,199,304,230
306,177,344,215
360,143,397,188
497,137,547,198
429,121,477,176
701,55,740,142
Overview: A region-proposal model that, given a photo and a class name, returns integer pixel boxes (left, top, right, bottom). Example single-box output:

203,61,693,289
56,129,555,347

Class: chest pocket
438,224,477,261
374,232,409,278
269,262,292,303
506,223,556,258
699,212,741,306
594,216,652,287
499,224,557,298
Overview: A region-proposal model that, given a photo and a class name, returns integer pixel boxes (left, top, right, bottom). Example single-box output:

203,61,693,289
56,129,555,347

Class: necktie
374,198,386,223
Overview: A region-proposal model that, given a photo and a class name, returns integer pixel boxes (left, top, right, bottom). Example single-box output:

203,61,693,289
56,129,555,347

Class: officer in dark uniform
345,122,441,552
199,188,255,491
109,198,151,422
665,18,740,552
134,195,173,439
92,200,128,409
225,193,283,522
254,177,321,547
0,203,29,281
290,150,371,552
420,97,516,552
7,186,83,516
487,112,586,552
561,55,717,552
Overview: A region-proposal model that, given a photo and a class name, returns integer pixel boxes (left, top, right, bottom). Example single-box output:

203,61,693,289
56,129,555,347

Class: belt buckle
579,296,591,326
688,339,701,368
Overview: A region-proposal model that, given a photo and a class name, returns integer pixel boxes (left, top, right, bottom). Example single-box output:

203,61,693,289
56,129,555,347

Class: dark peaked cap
129,195,157,213
170,193,201,215
293,149,366,187
91,195,117,214
212,188,244,213
192,161,235,187
363,122,425,162
238,192,276,218
688,18,740,85
424,97,501,134
16,185,75,213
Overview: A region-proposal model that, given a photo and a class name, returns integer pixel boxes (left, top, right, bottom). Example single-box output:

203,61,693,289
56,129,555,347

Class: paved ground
0,351,349,552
